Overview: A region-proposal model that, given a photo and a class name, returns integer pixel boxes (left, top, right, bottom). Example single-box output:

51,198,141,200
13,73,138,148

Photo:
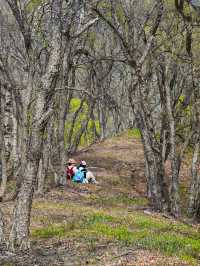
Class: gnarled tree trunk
8,0,62,250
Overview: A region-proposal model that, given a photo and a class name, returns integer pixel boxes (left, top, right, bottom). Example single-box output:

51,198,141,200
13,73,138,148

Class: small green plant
86,213,115,225
127,128,141,138
90,223,133,244
32,225,66,238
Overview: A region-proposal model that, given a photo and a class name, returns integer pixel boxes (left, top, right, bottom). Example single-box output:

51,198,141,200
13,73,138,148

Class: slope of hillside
1,134,199,266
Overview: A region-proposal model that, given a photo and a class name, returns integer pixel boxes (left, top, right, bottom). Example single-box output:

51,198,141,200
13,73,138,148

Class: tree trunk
98,100,107,140
10,108,20,176
8,0,62,249
9,159,38,250
165,82,180,217
0,208,5,246
0,84,7,200
0,137,7,200
129,77,169,212
141,129,165,211
36,123,52,194
36,158,44,193
188,138,200,218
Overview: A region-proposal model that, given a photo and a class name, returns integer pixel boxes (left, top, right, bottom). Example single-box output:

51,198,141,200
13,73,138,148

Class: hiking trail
1,134,198,266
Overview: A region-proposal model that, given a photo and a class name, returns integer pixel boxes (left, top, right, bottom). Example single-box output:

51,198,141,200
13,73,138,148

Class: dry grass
1,133,200,265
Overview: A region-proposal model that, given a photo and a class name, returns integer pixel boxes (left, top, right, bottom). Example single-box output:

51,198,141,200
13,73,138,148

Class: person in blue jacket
73,160,88,183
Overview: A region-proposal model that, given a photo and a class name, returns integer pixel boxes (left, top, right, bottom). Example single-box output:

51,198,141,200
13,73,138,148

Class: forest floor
1,132,200,266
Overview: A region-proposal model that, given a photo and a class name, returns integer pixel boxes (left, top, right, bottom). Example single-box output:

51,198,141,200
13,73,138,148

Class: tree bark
36,123,52,194
0,83,7,200
188,139,200,218
8,0,62,250
165,80,180,217
9,159,38,250
0,208,5,246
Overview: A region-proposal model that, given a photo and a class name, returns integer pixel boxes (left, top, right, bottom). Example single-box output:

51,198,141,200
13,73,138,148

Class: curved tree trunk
8,0,62,250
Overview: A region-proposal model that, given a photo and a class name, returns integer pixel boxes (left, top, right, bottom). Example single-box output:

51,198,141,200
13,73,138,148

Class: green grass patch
135,232,200,265
83,212,200,265
31,220,79,239
128,213,198,238
127,128,141,138
90,223,134,243
85,212,116,225
113,128,141,140
32,225,66,238
85,218,200,264
90,194,148,207
130,214,167,230
31,200,200,265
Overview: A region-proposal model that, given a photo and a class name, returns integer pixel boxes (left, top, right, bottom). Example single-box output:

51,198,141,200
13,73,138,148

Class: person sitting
86,170,98,184
72,160,87,183
66,158,77,181
73,160,98,184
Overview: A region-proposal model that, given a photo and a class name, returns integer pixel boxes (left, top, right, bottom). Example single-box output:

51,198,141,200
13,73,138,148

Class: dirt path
0,135,198,266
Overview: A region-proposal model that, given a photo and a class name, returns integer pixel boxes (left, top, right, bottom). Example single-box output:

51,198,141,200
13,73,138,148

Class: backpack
66,166,75,180
72,167,85,183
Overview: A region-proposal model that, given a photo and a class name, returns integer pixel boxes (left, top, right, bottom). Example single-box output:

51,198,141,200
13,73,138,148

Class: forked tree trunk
129,79,169,212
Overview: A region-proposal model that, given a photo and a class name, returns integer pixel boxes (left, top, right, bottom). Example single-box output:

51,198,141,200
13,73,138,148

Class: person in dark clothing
78,160,87,180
